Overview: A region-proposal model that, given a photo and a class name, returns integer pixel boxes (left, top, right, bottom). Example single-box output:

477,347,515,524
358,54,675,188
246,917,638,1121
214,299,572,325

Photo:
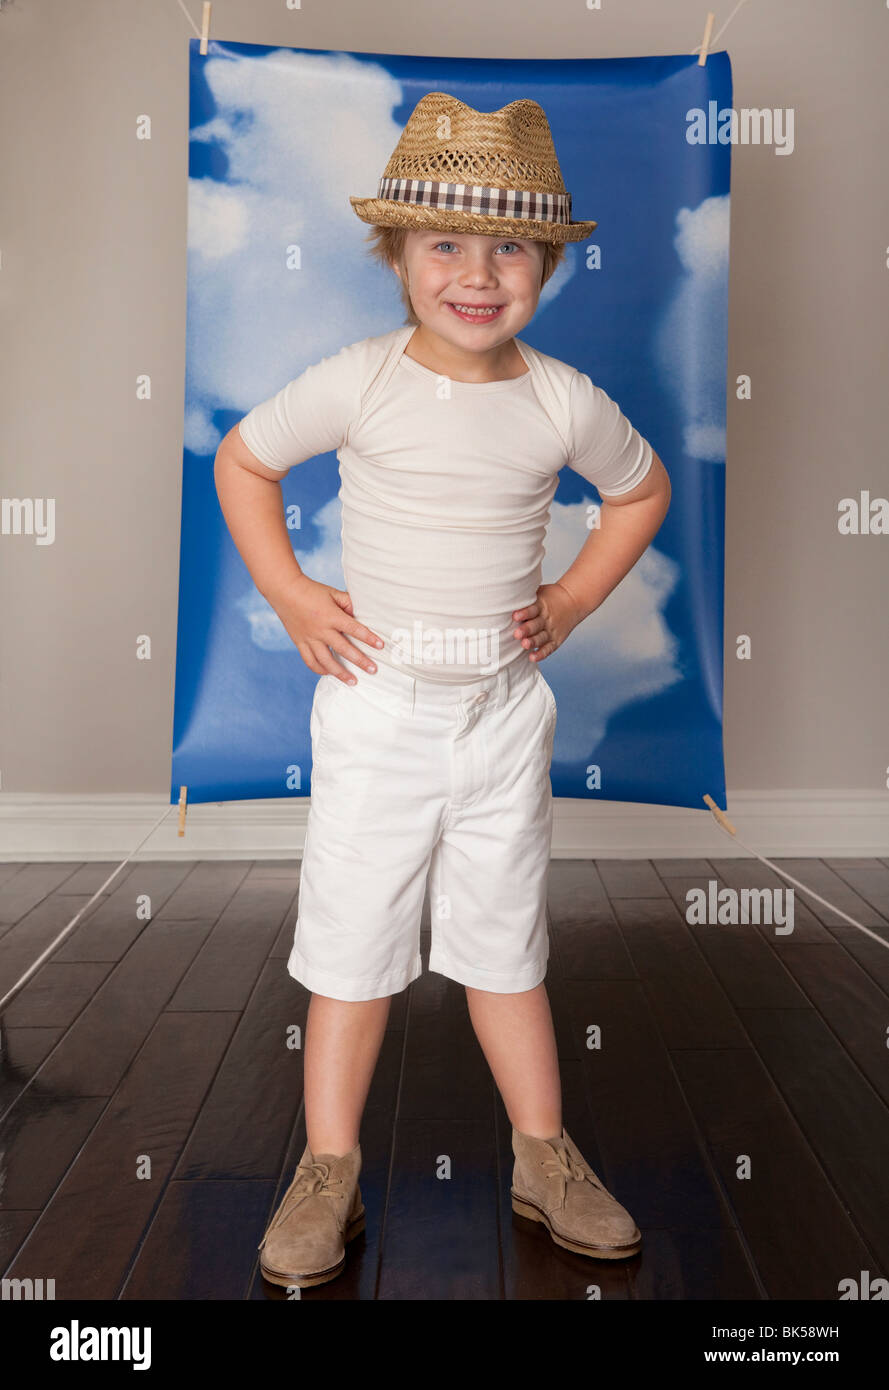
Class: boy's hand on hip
512,581,586,663
272,575,383,682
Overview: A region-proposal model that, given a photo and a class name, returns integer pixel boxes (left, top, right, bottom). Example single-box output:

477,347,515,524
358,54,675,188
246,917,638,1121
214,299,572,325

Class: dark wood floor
1,855,888,1300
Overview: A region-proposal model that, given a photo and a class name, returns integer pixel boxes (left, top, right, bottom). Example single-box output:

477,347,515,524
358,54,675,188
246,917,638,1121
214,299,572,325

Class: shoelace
541,1145,606,1203
258,1161,345,1252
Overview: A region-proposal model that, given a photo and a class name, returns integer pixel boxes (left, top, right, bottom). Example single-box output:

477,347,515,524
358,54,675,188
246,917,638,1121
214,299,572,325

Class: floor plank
166,875,299,1012
758,859,889,933
0,863,89,928
740,1006,889,1271
770,942,889,1106
688,924,813,1010
173,961,309,1180
626,1228,759,1300
673,1048,873,1298
0,1093,107,1209
667,864,832,945
0,1026,65,1114
121,1180,277,1300
30,917,215,1098
2,962,114,1029
705,858,833,943
0,893,107,997
561,978,737,1231
594,859,671,899
822,862,889,919
54,862,194,962
375,1116,501,1300
0,1211,40,1272
611,897,750,1049
152,860,255,921
396,970,492,1125
545,860,610,924
3,1012,239,1297
547,906,638,982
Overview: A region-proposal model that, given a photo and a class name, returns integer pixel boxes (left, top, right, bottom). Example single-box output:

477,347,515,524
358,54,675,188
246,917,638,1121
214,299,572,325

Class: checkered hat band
377,178,572,224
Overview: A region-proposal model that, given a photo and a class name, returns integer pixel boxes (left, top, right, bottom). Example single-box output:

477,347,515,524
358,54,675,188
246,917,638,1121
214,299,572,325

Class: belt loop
404,671,416,717
503,655,530,709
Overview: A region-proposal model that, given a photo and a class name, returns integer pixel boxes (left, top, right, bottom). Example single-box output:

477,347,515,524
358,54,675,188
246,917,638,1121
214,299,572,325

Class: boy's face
393,230,545,348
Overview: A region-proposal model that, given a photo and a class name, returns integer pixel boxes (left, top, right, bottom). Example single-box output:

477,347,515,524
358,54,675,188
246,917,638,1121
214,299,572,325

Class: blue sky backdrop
172,41,732,810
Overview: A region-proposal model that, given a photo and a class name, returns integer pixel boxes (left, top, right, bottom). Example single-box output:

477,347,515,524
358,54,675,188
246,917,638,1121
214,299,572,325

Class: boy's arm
557,451,671,621
513,452,671,661
215,423,308,600
214,424,383,681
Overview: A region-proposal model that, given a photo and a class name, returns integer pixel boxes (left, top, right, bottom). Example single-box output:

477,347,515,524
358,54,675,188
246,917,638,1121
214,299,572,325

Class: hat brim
349,196,596,244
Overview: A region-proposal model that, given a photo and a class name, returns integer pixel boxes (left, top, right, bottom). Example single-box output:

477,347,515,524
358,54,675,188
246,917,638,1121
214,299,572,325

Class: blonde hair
362,224,566,326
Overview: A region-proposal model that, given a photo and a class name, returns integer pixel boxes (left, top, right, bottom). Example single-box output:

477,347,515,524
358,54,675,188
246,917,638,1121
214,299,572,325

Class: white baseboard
0,792,886,860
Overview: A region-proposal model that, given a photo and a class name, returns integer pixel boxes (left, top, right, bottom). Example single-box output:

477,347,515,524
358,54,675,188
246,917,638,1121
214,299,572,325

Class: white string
692,0,751,55
708,813,889,951
175,0,202,39
0,802,177,1015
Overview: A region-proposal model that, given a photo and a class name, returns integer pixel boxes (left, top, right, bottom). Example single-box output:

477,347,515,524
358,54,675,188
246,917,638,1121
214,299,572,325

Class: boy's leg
304,991,392,1154
466,980,641,1258
464,982,562,1138
259,991,390,1288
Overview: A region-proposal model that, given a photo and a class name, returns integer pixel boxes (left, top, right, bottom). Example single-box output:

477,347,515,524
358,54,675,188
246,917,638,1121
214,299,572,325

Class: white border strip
0,791,886,860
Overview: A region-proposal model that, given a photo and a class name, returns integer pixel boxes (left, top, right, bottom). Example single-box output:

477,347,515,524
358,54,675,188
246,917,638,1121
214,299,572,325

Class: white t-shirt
238,324,654,684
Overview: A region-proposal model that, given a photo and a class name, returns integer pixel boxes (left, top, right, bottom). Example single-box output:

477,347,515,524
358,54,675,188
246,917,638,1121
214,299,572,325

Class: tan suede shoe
511,1126,641,1260
258,1142,365,1288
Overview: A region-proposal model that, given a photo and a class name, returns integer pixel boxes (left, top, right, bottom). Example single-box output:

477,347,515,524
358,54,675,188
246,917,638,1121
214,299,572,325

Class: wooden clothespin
697,11,715,66
199,2,212,56
703,792,736,835
177,784,188,836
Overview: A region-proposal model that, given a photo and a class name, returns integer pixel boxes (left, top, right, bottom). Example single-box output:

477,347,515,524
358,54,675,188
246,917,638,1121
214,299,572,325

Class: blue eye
432,240,520,254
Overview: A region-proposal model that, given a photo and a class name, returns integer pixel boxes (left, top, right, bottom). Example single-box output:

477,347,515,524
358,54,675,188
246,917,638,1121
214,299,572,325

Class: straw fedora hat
349,91,597,245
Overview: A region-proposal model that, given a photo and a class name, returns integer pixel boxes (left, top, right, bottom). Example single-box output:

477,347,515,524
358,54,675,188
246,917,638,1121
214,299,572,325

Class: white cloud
186,50,408,453
187,180,250,261
653,193,729,463
685,421,726,459
183,404,220,456
540,499,682,752
674,196,730,277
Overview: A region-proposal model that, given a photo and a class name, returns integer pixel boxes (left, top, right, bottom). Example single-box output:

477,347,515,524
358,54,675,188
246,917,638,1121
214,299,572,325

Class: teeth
452,304,499,315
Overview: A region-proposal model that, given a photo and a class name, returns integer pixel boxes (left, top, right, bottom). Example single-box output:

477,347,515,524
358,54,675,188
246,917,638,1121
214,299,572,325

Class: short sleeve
567,371,654,496
237,343,365,474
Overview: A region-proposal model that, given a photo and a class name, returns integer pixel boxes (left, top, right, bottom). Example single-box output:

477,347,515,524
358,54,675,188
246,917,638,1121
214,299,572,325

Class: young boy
215,93,671,1289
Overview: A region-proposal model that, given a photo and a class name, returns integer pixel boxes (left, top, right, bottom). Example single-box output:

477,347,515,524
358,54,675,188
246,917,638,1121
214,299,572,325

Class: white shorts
289,651,557,1001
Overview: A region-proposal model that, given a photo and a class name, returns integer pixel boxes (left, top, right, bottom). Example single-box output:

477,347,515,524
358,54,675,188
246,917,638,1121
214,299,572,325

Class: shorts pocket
535,669,557,728
310,674,353,769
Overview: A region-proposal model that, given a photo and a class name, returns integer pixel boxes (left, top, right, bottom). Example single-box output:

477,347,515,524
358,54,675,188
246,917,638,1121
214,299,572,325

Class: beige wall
1,0,886,808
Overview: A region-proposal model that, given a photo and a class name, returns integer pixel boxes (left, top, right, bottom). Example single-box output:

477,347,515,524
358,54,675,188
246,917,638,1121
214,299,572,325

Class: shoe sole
511,1191,641,1260
260,1208,366,1289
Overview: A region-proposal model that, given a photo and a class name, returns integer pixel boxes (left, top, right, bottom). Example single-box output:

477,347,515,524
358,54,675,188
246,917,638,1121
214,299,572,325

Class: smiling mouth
445,302,505,321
